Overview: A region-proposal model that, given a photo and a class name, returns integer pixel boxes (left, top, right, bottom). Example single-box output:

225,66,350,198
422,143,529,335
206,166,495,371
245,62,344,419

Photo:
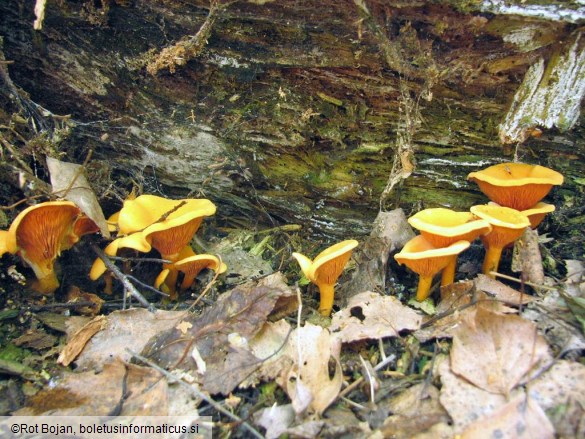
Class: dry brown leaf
330,291,422,343
12,329,57,350
46,156,110,238
381,383,451,438
474,274,534,305
279,323,342,416
72,309,181,369
57,315,107,367
66,286,105,316
438,357,510,432
15,360,127,415
14,359,169,416
253,403,296,439
142,273,296,395
240,319,292,387
529,360,585,437
451,306,551,395
120,363,168,416
415,284,513,342
461,393,554,439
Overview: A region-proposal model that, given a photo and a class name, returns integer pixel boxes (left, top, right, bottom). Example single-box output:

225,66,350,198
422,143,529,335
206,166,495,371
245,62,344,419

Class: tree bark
0,0,583,257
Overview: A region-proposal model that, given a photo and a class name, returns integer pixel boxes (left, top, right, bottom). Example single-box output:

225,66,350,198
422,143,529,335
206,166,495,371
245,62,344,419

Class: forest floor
0,193,584,438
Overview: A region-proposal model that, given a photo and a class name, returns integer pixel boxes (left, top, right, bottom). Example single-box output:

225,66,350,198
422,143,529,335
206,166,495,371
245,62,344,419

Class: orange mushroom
155,247,227,295
521,202,555,229
468,163,563,211
292,239,358,316
394,236,470,301
90,196,216,298
408,208,491,286
470,204,530,278
0,201,98,294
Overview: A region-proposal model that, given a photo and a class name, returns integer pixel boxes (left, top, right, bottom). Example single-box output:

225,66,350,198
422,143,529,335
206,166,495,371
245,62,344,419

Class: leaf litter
2,211,584,438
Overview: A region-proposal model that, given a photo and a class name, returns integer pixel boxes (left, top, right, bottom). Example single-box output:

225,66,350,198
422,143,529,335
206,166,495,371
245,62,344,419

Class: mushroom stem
32,270,60,295
162,263,180,300
416,275,434,301
317,282,335,316
441,257,458,287
482,245,503,278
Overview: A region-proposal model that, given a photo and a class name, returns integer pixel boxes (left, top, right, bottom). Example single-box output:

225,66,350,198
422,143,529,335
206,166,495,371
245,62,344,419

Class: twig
92,244,156,312
109,255,172,264
337,350,396,400
126,274,169,297
489,271,557,291
129,350,265,439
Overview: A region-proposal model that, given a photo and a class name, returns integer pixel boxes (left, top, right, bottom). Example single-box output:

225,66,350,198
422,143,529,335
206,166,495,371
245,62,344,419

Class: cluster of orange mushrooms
394,162,564,301
0,162,564,316
0,195,226,299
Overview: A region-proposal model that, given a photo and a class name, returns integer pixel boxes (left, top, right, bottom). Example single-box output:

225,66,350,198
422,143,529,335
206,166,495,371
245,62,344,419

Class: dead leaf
120,363,168,416
15,360,127,415
381,383,451,438
46,156,110,238
240,319,292,387
330,292,422,343
451,307,551,395
12,330,56,350
72,309,181,369
278,323,342,416
438,357,510,432
415,284,513,342
521,289,585,355
529,360,585,437
66,286,105,316
474,274,534,305
57,315,107,367
14,359,169,416
461,393,554,439
142,273,296,395
254,403,296,439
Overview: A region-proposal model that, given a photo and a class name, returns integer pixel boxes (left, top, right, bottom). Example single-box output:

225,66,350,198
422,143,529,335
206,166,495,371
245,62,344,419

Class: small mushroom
468,163,563,211
292,239,358,316
0,201,98,294
394,236,470,301
90,196,216,291
470,204,530,278
408,208,491,286
155,249,227,297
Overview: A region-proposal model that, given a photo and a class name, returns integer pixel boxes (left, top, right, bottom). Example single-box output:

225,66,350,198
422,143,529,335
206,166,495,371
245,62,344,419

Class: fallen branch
92,244,156,312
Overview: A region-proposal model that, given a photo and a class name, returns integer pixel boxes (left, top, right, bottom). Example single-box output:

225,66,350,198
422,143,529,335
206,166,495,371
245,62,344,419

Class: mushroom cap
522,202,555,229
293,239,358,286
6,201,98,293
468,163,563,211
98,196,216,262
394,235,470,277
175,254,227,275
117,195,216,235
470,204,530,248
408,208,491,247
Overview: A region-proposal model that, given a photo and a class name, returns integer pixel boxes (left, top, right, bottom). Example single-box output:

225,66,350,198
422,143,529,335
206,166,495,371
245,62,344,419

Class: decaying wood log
0,1,583,259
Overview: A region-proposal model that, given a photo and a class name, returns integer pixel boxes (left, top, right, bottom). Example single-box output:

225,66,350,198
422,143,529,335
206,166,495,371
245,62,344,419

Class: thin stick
92,244,155,312
490,271,556,291
129,351,264,439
